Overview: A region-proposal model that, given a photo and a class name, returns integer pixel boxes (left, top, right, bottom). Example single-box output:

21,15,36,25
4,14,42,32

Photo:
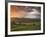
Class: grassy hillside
11,18,41,31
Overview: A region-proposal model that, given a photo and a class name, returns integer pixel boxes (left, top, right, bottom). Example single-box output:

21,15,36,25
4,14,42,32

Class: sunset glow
10,5,26,18
10,5,40,18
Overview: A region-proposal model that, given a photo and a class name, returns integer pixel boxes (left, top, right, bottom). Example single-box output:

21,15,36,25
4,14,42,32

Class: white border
8,3,43,35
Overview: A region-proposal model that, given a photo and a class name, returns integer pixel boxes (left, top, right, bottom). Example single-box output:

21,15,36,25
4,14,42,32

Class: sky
10,5,41,19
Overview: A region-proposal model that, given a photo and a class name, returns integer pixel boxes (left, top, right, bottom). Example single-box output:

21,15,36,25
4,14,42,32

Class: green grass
11,21,41,31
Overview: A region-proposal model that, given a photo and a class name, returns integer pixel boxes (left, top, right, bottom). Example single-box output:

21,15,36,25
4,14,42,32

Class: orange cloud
10,5,26,18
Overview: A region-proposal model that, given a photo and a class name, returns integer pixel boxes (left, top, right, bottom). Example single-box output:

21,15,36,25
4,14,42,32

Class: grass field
11,18,41,31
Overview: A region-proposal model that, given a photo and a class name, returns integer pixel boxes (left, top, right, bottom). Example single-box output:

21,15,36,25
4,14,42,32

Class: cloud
24,9,40,19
